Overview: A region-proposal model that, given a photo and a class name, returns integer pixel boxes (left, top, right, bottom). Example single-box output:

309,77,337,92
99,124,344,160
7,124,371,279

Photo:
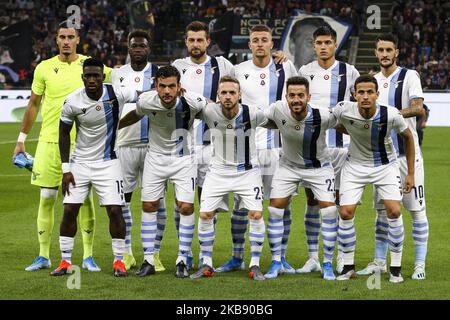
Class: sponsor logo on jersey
214,121,218,127
310,75,315,80
282,120,286,125
54,68,59,74
151,111,157,116
244,74,249,79
182,69,187,74
120,77,124,83
81,108,87,114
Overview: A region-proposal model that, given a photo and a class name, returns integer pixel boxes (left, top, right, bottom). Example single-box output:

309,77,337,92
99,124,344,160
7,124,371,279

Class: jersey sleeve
331,101,345,123
221,57,235,77
285,60,298,77
104,65,113,83
263,102,276,121
171,59,183,72
324,109,338,128
31,62,45,96
135,92,152,116
255,106,269,127
406,70,424,100
185,91,208,113
60,99,75,125
349,65,360,95
117,86,138,105
109,68,117,85
393,109,408,134
298,65,307,78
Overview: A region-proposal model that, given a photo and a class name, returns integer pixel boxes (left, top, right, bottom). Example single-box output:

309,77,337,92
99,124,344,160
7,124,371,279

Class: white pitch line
0,174,30,177
0,138,39,145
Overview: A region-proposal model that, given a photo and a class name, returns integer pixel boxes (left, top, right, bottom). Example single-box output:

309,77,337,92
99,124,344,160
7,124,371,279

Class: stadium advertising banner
280,13,352,70
1,90,449,126
231,18,288,52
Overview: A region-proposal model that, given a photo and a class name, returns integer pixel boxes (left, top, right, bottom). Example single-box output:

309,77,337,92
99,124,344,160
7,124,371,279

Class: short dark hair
375,33,398,48
313,25,337,42
250,24,272,35
83,58,104,71
354,75,378,91
155,65,180,82
286,76,310,92
289,17,330,41
219,76,240,89
185,21,209,38
57,20,80,35
128,29,151,45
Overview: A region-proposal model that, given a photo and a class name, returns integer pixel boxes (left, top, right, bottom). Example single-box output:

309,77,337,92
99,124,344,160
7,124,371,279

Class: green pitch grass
0,123,449,300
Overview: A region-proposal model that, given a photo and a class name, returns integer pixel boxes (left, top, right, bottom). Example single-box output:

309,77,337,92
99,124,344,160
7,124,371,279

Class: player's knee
199,211,214,220
305,189,319,206
143,201,159,213
178,202,194,215
339,206,355,220
248,210,262,220
270,197,289,209
386,206,402,219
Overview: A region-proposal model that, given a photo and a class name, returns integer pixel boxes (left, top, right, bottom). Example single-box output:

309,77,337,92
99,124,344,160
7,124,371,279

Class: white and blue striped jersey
60,84,137,163
299,60,360,148
375,67,423,158
264,101,336,168
332,101,408,167
235,58,298,150
136,91,207,156
110,62,158,147
199,103,267,172
172,55,234,146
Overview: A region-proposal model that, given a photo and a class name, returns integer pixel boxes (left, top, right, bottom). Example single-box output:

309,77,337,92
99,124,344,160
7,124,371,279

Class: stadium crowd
0,0,448,90
390,0,449,90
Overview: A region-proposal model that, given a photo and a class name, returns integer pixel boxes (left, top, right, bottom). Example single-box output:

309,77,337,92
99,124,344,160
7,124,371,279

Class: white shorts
270,160,335,203
117,145,147,194
141,152,196,203
339,161,402,206
374,156,426,211
329,147,348,190
195,144,212,188
63,159,124,206
200,168,263,213
257,148,280,199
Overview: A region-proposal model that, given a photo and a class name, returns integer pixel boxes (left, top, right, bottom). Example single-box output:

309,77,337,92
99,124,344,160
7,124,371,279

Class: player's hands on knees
12,142,26,161
403,174,414,194
62,172,76,196
272,50,288,64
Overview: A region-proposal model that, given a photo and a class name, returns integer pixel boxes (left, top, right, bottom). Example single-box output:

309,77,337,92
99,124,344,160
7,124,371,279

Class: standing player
119,66,207,278
333,75,415,283
190,76,266,281
219,25,298,274
12,22,108,272
171,21,235,269
357,34,428,280
111,30,167,271
50,59,137,277
297,26,359,274
263,76,339,280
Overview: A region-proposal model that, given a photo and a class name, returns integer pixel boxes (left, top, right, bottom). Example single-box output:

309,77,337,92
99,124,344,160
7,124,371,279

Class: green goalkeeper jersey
31,54,112,142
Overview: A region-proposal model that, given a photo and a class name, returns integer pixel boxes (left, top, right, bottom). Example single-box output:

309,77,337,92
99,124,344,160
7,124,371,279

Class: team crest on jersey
337,74,345,82
244,74,249,80
196,69,202,74
383,83,388,88
95,105,102,111
211,66,217,74
394,80,403,88
376,123,386,130
214,121,218,127
54,68,59,74
294,125,300,130
260,80,265,86
260,73,266,79
324,75,329,80
226,124,233,129
135,77,141,83
167,112,173,117
179,110,189,118
364,123,370,129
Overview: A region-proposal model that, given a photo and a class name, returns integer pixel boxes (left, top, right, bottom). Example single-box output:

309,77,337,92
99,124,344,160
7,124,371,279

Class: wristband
18,132,27,143
62,163,71,174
